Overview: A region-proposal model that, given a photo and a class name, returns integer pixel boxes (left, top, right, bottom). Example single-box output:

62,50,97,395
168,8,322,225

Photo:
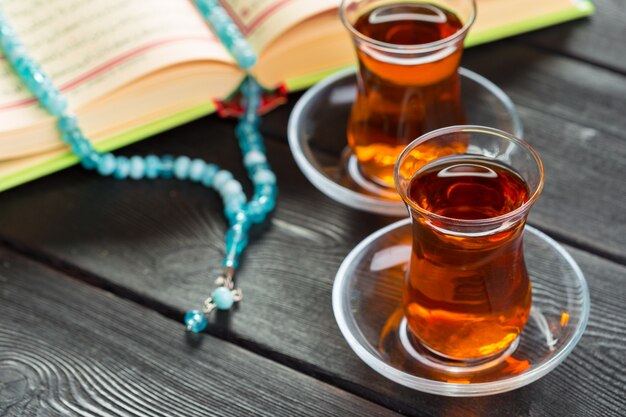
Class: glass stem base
398,317,520,374
345,152,399,199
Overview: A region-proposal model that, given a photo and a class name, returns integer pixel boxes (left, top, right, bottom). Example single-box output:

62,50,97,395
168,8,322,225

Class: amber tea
404,158,532,360
343,1,474,187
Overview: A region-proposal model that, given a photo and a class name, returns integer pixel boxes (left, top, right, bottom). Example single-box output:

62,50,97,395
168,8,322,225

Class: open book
0,0,594,192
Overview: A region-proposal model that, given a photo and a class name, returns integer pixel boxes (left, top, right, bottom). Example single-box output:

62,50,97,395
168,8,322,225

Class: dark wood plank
462,42,626,141
0,117,624,415
518,0,626,74
0,247,399,417
523,102,625,257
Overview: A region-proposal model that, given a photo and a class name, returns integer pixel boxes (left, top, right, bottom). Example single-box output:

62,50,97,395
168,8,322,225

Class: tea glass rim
339,0,477,54
394,125,545,227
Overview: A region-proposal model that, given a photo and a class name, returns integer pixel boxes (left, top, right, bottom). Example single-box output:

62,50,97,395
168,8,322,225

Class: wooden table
1,1,625,415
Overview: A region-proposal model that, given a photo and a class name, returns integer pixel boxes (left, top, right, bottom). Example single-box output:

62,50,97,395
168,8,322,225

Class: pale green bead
129,156,145,180
174,156,191,179
212,170,233,190
97,153,116,176
188,159,206,182
211,287,235,310
221,179,243,197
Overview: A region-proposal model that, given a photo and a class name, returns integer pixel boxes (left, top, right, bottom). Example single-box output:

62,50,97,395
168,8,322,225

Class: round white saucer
332,219,590,397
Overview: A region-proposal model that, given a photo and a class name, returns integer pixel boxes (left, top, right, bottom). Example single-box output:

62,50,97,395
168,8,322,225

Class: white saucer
332,219,590,396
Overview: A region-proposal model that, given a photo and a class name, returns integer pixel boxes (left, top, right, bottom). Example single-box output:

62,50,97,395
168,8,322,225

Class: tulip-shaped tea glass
340,0,476,189
394,126,544,365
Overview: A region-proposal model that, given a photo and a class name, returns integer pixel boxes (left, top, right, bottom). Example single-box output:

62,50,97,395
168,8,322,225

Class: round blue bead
97,153,116,176
24,74,44,97
65,129,83,146
71,138,92,158
245,132,264,145
195,0,211,15
255,184,275,197
14,55,31,72
58,114,77,132
184,310,207,333
233,39,256,69
224,201,245,221
159,155,175,178
221,179,243,197
144,155,160,179
240,52,257,70
224,24,239,39
43,91,67,117
225,192,246,207
5,44,26,62
247,201,265,223
243,150,266,167
201,164,219,186
174,156,191,179
212,170,233,190
114,156,130,179
211,7,228,20
246,143,265,154
129,156,145,180
210,14,229,30
81,152,100,170
236,122,256,137
211,287,234,310
253,170,276,185
188,159,206,182
243,109,259,123
241,79,261,97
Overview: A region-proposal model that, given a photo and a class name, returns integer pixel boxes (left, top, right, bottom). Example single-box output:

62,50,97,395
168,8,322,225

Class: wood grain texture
519,0,626,74
0,116,624,416
0,247,399,417
462,43,626,141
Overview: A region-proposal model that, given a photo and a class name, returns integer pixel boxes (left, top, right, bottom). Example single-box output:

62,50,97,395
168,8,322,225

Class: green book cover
0,0,594,193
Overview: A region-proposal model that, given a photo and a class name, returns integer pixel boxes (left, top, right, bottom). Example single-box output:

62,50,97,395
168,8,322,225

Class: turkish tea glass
340,0,476,188
394,126,544,363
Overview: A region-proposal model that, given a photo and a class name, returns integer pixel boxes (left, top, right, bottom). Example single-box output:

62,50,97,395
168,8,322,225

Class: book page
475,0,583,32
0,0,234,130
220,0,339,52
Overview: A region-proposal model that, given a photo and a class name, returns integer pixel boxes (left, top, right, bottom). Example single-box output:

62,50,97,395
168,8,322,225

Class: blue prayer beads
194,0,256,69
0,2,277,334
184,310,208,332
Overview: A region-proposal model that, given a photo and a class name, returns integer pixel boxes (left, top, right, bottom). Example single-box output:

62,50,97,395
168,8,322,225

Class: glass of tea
340,0,476,188
394,126,544,363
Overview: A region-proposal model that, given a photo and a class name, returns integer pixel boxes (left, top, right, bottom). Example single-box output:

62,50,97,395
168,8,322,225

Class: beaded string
0,1,277,333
